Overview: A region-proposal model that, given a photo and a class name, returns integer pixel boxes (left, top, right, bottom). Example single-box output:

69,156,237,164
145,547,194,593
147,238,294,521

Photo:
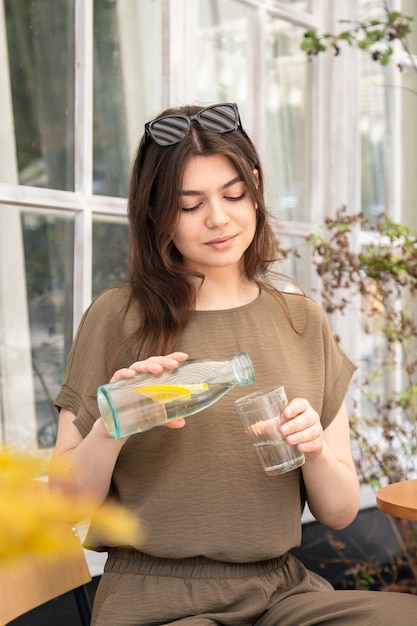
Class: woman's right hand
110,352,189,429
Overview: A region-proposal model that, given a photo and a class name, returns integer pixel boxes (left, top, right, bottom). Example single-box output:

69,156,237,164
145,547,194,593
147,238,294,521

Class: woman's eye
181,203,201,213
225,191,247,202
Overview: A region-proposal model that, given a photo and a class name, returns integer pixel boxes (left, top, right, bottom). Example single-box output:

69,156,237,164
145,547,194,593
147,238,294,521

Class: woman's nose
205,201,230,228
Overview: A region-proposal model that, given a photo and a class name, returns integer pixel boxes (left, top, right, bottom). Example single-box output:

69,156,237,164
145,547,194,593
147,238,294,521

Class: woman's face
172,154,257,275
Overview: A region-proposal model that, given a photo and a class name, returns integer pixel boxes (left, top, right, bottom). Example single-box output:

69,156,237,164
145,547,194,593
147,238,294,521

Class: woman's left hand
281,399,360,530
280,399,324,458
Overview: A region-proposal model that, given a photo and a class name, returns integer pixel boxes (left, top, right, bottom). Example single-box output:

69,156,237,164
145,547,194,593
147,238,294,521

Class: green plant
297,2,417,592
301,5,415,70
303,207,417,591
309,207,417,483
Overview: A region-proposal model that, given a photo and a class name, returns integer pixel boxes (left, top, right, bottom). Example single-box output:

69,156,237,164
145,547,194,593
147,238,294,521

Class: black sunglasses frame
144,103,242,147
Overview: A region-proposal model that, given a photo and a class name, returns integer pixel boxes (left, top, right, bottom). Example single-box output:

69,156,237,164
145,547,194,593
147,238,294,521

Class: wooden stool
376,479,417,521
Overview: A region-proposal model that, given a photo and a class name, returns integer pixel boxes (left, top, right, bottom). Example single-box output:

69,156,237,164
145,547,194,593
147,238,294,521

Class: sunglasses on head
144,103,242,147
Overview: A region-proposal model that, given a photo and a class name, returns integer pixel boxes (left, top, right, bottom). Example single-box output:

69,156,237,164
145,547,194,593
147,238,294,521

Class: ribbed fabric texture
55,286,356,561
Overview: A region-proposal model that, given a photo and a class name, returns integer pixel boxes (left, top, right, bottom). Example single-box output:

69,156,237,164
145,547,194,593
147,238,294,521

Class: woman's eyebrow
222,176,242,190
181,176,243,196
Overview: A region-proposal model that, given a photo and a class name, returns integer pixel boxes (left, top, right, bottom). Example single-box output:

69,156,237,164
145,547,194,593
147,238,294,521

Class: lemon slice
132,383,208,403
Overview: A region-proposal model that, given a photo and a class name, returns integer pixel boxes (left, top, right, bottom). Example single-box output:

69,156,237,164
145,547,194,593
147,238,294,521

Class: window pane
275,0,315,10
275,234,313,294
360,56,389,225
265,16,310,221
22,212,74,448
402,59,417,231
3,0,75,190
197,3,310,222
93,0,163,197
196,0,254,108
93,217,128,296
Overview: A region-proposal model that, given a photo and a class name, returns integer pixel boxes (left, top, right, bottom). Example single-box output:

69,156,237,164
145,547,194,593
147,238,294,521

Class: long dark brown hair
126,103,283,357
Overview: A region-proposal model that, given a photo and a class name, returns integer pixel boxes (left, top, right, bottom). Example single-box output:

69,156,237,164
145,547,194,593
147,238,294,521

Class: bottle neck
232,352,255,386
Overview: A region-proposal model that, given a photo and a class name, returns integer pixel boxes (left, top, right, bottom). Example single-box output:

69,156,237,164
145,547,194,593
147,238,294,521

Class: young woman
51,103,417,625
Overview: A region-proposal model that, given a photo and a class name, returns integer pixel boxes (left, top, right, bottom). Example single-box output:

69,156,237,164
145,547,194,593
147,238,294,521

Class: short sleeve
319,310,357,429
54,286,138,437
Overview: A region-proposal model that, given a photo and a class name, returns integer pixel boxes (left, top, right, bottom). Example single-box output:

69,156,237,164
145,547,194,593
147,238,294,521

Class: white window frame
0,0,408,458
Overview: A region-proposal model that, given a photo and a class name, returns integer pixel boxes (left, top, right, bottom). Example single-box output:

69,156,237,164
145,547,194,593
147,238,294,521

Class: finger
297,437,322,454
129,353,189,373
165,418,186,429
111,352,190,383
165,352,189,362
285,424,319,446
110,360,169,382
110,367,140,382
282,398,310,420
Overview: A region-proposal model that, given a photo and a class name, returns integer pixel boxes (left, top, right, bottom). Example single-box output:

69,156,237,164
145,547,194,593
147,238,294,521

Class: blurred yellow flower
0,448,142,564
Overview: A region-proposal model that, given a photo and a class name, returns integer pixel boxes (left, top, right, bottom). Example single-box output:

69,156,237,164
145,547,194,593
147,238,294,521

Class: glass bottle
97,352,255,438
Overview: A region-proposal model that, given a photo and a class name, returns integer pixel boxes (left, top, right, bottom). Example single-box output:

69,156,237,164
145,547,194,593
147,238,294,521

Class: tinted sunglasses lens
198,104,238,133
147,104,240,146
148,116,189,146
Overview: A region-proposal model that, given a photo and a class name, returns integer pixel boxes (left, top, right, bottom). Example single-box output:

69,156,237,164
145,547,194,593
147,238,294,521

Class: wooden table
376,479,417,521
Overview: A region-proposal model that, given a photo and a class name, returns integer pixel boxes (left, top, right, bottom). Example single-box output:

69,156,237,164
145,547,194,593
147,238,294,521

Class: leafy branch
299,207,417,592
301,7,415,71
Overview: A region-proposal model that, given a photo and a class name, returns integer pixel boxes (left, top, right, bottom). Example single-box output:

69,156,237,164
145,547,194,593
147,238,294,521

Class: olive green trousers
91,549,417,626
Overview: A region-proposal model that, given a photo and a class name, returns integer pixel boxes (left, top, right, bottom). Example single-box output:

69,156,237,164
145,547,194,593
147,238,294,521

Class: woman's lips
205,235,235,250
